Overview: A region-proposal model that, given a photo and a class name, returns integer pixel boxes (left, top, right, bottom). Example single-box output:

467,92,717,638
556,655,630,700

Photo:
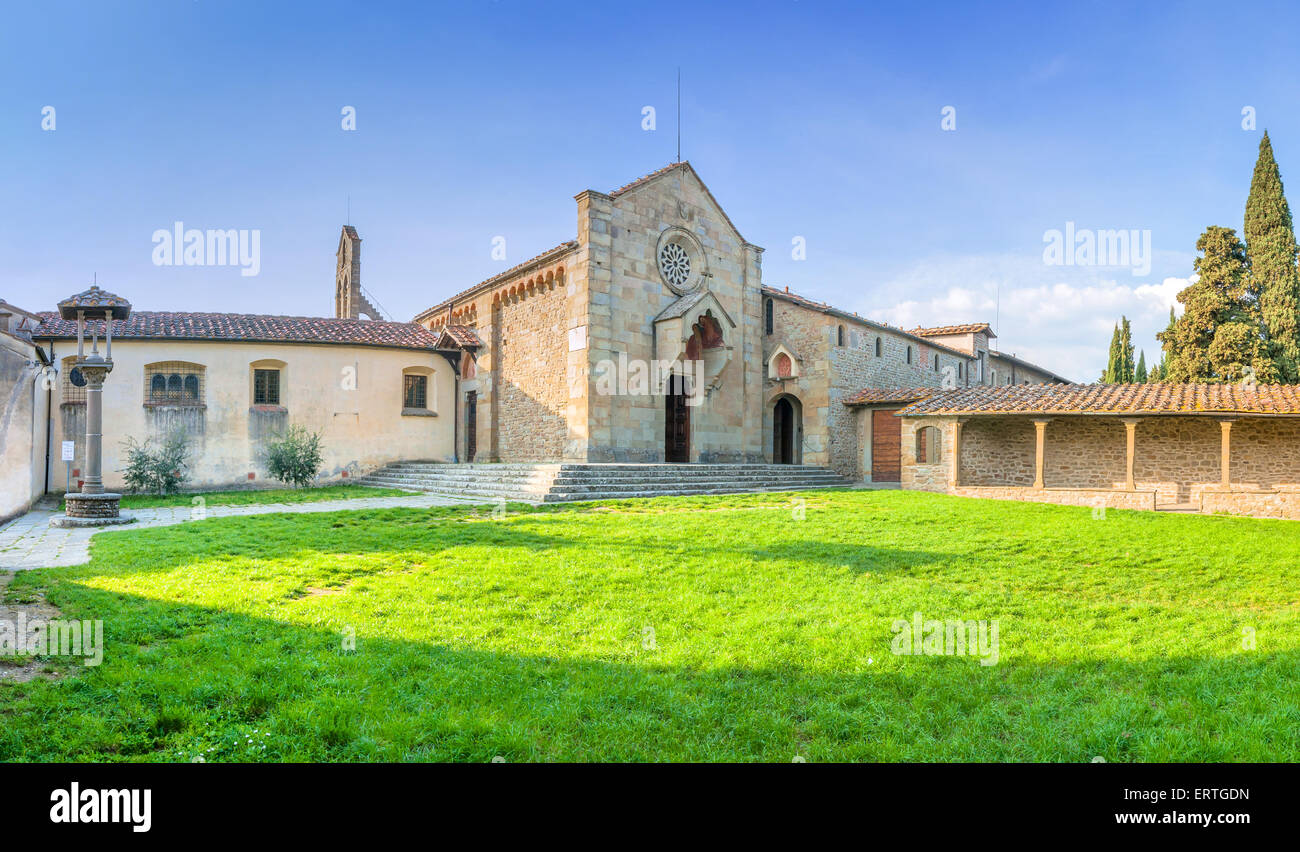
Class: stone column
1122,418,1139,491
1032,419,1051,489
948,418,966,488
1219,419,1235,489
79,362,110,495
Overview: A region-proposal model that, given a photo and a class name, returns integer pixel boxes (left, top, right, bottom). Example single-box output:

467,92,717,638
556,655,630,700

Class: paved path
0,492,487,571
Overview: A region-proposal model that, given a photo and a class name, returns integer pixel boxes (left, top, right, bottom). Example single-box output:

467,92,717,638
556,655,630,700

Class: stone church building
412,162,1065,477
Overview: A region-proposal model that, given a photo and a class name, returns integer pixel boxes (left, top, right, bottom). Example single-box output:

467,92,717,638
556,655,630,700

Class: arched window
874,337,882,357
837,325,845,347
906,345,913,364
915,426,941,464
145,362,205,405
764,299,774,335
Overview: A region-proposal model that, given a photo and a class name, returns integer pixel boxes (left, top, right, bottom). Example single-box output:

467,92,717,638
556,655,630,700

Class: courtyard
1,489,1296,762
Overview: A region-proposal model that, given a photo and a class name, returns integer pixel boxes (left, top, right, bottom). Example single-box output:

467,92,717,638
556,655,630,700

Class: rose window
659,242,691,289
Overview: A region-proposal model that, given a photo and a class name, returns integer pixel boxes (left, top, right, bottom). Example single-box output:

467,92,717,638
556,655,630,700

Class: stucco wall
43,339,453,491
0,334,49,520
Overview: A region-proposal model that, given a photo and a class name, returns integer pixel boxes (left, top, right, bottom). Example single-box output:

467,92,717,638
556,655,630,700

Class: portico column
1219,419,1235,489
1121,418,1139,491
949,418,967,487
1032,419,1051,490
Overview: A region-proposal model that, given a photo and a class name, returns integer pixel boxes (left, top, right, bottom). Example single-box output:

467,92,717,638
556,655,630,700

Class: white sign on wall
568,325,587,352
61,440,75,461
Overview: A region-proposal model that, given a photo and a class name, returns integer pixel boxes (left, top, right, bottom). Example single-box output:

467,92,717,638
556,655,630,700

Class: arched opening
772,395,803,465
916,425,942,464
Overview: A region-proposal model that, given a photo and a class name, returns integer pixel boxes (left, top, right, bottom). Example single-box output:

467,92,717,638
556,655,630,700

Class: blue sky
5,0,1300,380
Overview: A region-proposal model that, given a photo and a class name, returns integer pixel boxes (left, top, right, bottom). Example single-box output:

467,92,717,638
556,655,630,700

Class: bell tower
335,226,381,320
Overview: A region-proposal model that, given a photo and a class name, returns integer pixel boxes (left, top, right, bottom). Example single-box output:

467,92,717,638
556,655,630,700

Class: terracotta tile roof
843,387,941,406
762,286,973,359
57,285,132,320
437,324,482,349
911,322,995,338
897,383,1300,417
414,240,578,322
33,310,439,350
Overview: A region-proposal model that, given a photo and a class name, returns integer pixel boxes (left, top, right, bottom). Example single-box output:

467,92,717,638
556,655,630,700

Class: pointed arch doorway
773,395,802,464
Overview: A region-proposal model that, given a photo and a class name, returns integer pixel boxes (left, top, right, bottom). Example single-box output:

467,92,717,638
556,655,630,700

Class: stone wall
491,283,569,461
582,167,764,463
898,414,1300,521
1132,417,1220,503
765,298,973,477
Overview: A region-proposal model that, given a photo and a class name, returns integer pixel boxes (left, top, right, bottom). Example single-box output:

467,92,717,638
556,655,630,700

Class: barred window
61,356,86,405
254,368,280,405
404,374,428,409
145,362,205,404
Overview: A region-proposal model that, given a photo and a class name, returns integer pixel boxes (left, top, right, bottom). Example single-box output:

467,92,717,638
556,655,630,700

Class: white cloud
858,253,1189,382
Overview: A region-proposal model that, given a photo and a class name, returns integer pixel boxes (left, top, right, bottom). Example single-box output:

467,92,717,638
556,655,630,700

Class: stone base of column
51,493,136,528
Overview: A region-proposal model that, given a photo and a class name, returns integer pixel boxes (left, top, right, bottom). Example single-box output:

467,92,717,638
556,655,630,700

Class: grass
77,484,415,510
3,489,1298,762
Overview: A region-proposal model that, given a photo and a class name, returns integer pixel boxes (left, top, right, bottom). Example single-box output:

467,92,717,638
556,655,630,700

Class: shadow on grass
4,498,1297,762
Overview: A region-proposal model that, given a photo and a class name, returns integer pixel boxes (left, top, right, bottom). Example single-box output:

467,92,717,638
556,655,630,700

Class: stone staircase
356,462,855,503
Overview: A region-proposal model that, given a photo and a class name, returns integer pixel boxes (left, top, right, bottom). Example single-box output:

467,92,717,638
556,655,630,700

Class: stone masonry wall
765,298,973,477
492,284,569,461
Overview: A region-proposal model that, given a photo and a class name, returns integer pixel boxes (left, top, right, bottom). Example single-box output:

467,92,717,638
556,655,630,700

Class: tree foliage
265,425,324,488
120,430,191,495
1245,131,1300,381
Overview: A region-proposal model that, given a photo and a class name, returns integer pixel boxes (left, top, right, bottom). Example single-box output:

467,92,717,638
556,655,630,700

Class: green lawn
80,484,415,510
3,490,1297,762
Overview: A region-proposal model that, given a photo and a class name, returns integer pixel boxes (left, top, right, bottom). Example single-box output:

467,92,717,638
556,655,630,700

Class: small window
874,337,882,357
837,325,845,347
254,368,280,405
404,374,428,409
957,363,963,378
764,299,774,335
933,355,939,372
916,426,941,464
906,345,913,364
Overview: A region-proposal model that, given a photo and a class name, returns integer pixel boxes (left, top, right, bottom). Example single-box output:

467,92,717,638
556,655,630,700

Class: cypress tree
1103,324,1120,383
1135,350,1148,383
1244,131,1300,381
1118,317,1136,382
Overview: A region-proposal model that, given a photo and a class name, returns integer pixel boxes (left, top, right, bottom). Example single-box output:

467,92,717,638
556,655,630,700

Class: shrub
265,425,324,488
120,430,191,495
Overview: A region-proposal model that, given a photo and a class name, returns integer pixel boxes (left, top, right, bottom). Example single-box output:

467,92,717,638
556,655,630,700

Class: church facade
412,162,1067,476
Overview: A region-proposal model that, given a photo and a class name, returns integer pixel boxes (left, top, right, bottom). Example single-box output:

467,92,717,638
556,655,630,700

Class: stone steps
356,462,853,503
